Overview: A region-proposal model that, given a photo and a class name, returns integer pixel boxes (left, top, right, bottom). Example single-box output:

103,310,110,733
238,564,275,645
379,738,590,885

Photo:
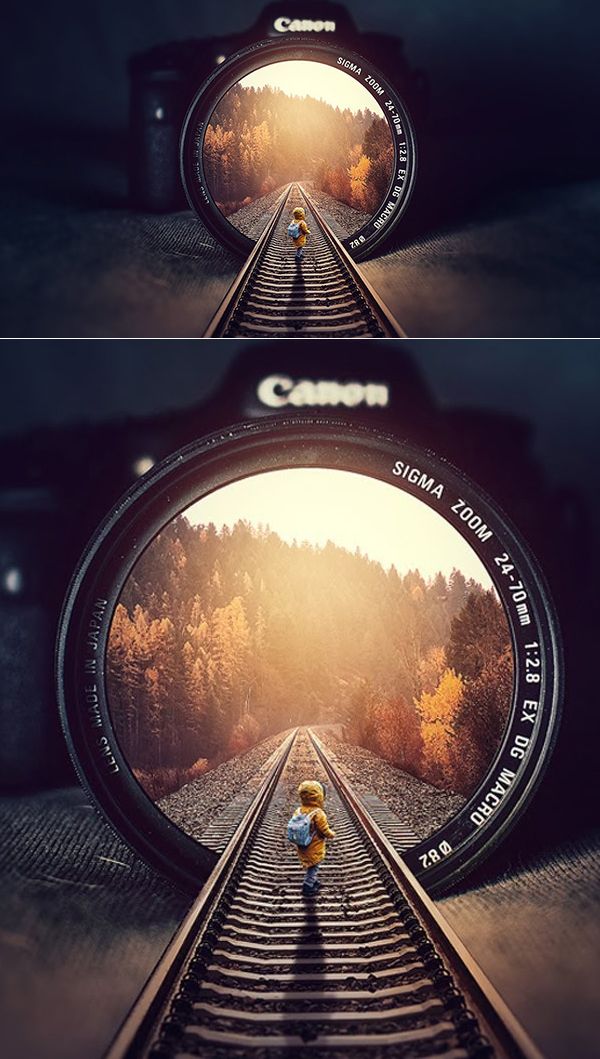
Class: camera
129,3,426,258
0,345,573,893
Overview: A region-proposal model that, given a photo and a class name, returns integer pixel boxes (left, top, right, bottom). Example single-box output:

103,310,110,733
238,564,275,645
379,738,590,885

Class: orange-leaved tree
415,668,465,789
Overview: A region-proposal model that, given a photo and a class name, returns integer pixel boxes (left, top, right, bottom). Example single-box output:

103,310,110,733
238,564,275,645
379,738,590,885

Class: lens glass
181,42,416,258
203,60,395,241
106,468,513,851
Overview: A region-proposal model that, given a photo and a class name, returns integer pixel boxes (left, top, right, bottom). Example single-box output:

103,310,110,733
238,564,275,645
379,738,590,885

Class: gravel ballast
315,729,466,842
225,186,288,240
158,726,465,848
224,183,371,242
158,731,292,842
301,182,371,240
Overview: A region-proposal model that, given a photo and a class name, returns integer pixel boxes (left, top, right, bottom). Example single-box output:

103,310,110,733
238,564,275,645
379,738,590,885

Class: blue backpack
287,221,301,239
287,808,317,847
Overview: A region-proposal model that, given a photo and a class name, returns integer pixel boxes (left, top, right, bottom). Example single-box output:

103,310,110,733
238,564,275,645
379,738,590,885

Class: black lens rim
179,38,417,261
56,418,562,894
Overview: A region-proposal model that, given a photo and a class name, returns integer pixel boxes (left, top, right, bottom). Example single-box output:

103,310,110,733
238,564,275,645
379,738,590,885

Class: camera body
129,2,424,212
0,347,587,792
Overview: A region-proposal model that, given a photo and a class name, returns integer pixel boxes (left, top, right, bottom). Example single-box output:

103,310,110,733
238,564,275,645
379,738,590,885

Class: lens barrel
57,418,561,894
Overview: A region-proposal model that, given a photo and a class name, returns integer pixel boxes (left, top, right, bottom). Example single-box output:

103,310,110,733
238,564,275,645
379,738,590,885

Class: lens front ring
56,418,562,893
180,39,417,260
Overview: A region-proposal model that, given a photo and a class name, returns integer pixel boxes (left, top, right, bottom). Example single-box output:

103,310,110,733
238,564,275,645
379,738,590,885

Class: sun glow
185,468,494,588
239,60,381,116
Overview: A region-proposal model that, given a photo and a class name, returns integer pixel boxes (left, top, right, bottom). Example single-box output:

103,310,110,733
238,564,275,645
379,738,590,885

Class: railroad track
204,184,405,338
106,728,544,1059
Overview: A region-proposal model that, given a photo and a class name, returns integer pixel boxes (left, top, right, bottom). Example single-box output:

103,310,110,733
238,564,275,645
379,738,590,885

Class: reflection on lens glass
106,469,513,849
203,61,394,240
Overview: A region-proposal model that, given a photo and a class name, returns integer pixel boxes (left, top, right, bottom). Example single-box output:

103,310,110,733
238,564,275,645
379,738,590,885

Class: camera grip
0,495,72,788
129,71,188,212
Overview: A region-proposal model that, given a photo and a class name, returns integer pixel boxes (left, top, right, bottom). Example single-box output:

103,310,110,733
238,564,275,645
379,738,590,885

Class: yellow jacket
293,780,335,867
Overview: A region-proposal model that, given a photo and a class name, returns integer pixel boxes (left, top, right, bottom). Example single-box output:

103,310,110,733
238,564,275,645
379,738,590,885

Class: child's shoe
302,881,320,897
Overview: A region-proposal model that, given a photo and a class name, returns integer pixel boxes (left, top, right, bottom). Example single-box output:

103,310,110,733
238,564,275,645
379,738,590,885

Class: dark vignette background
1,1,600,336
0,343,598,1059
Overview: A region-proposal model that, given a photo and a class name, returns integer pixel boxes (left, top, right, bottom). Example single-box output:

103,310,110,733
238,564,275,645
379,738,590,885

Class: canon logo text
257,374,389,409
273,17,336,33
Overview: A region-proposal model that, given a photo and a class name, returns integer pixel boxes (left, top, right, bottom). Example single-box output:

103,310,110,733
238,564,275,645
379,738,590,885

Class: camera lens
180,40,416,259
57,419,561,893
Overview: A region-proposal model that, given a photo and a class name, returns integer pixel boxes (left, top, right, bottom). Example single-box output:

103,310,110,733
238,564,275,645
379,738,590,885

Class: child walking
287,206,310,262
288,780,335,896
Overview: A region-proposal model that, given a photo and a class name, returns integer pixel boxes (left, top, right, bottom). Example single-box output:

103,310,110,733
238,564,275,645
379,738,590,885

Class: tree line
107,517,512,799
204,84,393,216
348,591,513,796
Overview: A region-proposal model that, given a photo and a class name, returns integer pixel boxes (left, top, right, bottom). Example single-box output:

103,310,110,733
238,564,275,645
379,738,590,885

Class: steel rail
202,183,293,338
296,181,406,337
103,726,547,1059
308,727,546,1059
103,728,298,1059
203,182,405,337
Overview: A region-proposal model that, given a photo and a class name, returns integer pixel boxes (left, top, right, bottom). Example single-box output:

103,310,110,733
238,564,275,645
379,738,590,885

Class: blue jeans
295,246,304,261
304,864,320,889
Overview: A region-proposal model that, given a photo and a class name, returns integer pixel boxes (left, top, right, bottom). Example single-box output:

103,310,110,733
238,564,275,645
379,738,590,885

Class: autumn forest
107,517,513,802
204,83,394,217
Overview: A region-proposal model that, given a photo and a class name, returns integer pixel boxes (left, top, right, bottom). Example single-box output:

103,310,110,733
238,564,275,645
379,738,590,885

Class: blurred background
3,0,599,166
0,341,598,1059
1,340,598,799
2,341,599,508
1,1,599,335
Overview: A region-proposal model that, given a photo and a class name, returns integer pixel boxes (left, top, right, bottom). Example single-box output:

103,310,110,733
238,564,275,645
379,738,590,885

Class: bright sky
184,469,494,589
238,60,382,117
